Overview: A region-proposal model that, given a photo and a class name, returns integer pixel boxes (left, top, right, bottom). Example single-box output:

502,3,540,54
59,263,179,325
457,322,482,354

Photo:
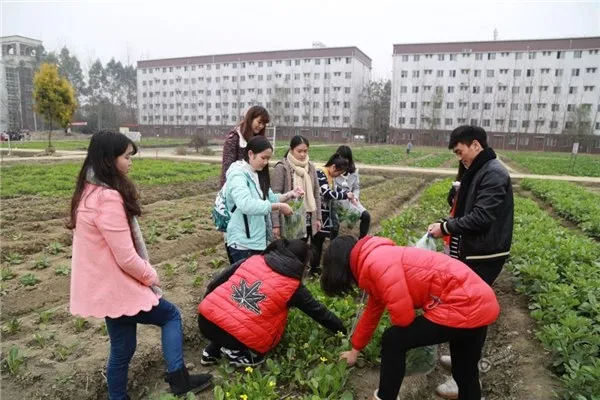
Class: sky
2,0,599,79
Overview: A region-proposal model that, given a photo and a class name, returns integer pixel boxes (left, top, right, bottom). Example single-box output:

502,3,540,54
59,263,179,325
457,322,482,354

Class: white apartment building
137,47,371,138
390,37,600,136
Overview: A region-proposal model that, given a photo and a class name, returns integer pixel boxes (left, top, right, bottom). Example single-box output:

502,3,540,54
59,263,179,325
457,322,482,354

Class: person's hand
279,203,293,216
428,222,444,238
346,192,355,201
316,220,322,232
292,187,305,199
340,348,360,366
273,227,281,239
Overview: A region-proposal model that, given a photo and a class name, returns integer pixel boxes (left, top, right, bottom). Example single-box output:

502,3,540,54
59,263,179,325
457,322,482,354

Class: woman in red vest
198,239,345,367
321,235,499,400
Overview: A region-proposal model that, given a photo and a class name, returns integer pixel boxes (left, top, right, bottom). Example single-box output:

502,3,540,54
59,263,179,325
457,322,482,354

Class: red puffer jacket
199,255,300,353
349,236,500,351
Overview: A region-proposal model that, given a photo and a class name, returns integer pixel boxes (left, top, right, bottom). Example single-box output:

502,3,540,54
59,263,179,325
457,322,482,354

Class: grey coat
271,159,322,235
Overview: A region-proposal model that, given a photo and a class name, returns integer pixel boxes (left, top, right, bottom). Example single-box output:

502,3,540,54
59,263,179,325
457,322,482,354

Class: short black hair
324,153,349,172
320,235,358,296
264,238,312,266
448,125,488,150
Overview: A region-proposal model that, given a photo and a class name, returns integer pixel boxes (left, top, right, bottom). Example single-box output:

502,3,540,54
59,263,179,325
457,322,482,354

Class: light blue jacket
225,161,279,250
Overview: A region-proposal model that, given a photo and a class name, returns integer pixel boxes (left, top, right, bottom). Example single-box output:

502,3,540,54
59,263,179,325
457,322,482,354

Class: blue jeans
104,298,184,400
227,246,261,264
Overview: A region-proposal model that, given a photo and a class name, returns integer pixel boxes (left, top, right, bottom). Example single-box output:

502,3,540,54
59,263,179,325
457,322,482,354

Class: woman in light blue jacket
225,136,301,263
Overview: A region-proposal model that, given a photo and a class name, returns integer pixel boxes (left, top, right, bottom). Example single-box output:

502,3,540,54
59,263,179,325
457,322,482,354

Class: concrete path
2,148,600,183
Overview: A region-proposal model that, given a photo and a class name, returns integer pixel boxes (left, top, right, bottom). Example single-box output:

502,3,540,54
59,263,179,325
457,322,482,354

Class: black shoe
200,346,221,366
220,348,265,367
165,367,213,396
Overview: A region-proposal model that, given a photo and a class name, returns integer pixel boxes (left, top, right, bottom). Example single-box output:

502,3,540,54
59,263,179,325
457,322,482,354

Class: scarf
286,153,317,212
85,168,162,296
454,147,497,218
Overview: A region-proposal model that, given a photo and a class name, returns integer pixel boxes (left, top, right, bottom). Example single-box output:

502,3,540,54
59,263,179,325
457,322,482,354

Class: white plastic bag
415,233,436,251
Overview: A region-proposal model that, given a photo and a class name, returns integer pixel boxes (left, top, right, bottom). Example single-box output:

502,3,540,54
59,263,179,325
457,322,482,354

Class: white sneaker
435,377,484,400
435,378,458,399
372,389,400,400
439,355,452,371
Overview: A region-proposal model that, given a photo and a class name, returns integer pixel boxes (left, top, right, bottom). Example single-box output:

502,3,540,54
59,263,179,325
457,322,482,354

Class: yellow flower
245,366,253,373
240,395,248,400
268,381,276,387
320,356,328,362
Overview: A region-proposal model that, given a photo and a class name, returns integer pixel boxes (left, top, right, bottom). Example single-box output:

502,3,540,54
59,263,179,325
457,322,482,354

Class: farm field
500,150,600,177
1,152,599,400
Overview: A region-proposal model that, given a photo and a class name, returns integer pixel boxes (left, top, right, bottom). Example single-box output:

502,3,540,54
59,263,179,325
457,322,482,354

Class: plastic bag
283,199,307,240
415,232,436,251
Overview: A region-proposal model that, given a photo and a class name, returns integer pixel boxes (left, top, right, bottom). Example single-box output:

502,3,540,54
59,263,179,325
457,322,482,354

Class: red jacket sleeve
351,295,385,350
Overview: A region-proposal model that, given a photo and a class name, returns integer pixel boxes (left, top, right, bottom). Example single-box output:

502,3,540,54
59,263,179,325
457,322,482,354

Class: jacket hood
264,248,305,280
350,236,396,283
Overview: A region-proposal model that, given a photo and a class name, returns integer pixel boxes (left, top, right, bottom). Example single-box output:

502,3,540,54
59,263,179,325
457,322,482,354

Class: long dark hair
321,235,358,296
284,135,310,157
335,145,355,174
324,153,349,172
67,131,140,229
240,106,270,142
244,135,273,199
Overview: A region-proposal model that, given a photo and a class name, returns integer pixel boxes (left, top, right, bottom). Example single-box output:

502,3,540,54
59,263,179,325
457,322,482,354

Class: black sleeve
204,259,244,297
288,284,346,334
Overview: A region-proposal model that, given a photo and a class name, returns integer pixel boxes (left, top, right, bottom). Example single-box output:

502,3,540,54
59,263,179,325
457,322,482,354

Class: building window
412,86,419,93
488,53,496,60
449,54,457,61
584,85,595,92
449,70,456,77
487,69,494,78
414,55,420,61
586,67,598,73
446,102,454,109
470,118,478,126
511,104,519,111
474,70,481,77
398,117,406,124
485,86,493,93
524,104,532,111
539,86,548,92
410,117,417,125
401,55,409,62
437,70,444,77
526,69,534,77
413,71,420,78
515,52,523,60
472,86,480,94
522,120,530,128
574,50,582,58
475,53,483,60
495,119,504,126
484,103,491,110
569,86,577,94
483,119,490,127
401,70,408,78
447,86,454,93
438,54,445,61
525,86,533,94
509,120,517,129
550,121,558,129
472,103,479,110
572,68,580,76
445,118,453,126
528,52,536,59
541,68,550,74
514,70,522,77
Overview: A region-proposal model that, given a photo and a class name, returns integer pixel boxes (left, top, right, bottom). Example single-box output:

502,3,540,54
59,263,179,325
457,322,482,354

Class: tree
564,104,592,136
361,80,391,143
33,63,77,148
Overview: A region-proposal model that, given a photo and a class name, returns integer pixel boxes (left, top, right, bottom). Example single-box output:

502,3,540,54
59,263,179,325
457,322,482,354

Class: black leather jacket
442,159,514,263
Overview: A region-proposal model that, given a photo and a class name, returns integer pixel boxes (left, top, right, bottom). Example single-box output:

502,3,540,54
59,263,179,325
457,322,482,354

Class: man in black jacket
427,125,514,399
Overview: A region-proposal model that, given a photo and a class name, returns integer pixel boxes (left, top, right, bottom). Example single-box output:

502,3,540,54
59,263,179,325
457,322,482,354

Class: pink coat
70,184,160,319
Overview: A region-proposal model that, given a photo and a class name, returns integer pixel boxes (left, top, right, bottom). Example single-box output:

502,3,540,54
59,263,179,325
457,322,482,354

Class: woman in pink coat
68,131,212,400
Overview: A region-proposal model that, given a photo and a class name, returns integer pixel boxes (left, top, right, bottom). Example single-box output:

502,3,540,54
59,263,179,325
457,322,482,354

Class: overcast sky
2,0,599,78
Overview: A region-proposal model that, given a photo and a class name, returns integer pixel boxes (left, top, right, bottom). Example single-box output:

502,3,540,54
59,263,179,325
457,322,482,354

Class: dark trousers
359,210,371,238
310,231,331,274
227,246,261,264
378,316,487,400
467,258,505,286
197,314,262,356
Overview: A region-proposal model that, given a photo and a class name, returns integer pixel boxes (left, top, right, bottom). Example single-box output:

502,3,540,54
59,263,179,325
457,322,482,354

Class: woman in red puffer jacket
321,235,499,400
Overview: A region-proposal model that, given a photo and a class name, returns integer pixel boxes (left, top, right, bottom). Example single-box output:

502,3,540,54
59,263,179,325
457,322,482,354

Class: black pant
227,246,261,264
359,210,371,238
378,316,487,400
467,258,505,286
310,231,330,274
197,314,261,355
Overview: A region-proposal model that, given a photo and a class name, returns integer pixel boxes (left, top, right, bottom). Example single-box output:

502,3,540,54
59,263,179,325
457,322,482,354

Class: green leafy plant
208,258,225,269
1,267,16,281
192,276,204,288
38,310,55,324
73,317,88,332
3,318,21,335
33,257,51,270
4,252,23,265
45,242,65,255
4,346,25,375
20,273,41,287
54,265,71,276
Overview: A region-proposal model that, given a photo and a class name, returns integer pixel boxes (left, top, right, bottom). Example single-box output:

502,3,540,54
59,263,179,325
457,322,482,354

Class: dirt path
3,149,599,183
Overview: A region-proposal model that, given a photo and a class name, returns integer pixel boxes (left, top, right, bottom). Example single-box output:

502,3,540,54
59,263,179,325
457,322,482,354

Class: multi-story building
0,35,43,132
137,46,371,141
390,37,600,144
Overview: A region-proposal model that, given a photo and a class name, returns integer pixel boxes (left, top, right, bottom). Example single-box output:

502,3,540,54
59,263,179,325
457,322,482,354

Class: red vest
198,255,300,353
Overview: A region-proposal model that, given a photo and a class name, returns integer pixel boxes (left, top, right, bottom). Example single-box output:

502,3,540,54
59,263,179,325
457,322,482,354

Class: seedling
33,257,51,270
54,265,70,276
4,252,23,265
192,276,204,287
1,267,16,281
73,317,87,332
3,318,21,334
4,346,24,375
45,242,65,255
38,310,55,324
20,273,40,287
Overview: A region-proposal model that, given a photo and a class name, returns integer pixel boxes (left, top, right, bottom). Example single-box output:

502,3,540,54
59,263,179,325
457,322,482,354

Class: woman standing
334,145,371,238
271,135,321,241
224,135,302,263
68,131,212,399
310,153,355,275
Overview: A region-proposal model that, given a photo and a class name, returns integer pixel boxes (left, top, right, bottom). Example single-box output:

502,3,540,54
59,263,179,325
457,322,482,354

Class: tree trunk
47,112,53,148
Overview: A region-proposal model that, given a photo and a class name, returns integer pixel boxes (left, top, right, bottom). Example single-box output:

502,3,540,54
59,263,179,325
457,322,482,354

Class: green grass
502,151,600,177
0,160,220,198
276,145,450,166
